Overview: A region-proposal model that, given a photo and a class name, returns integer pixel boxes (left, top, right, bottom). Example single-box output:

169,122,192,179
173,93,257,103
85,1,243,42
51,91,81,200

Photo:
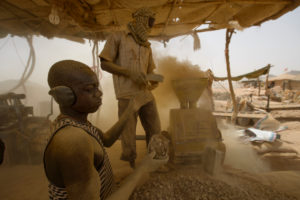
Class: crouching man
43,60,167,200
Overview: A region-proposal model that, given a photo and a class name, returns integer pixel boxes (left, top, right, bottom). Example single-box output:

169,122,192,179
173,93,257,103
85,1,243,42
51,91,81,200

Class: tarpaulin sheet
214,65,271,81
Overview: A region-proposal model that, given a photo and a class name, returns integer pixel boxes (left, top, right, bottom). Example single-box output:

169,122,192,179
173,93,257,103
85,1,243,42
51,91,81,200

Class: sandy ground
0,140,148,200
1,120,300,199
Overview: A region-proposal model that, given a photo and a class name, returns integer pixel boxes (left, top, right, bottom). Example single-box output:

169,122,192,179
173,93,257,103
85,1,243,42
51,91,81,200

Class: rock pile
130,170,296,200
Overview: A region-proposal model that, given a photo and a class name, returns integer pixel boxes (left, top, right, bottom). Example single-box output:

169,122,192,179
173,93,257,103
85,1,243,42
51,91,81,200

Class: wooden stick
257,77,261,96
161,0,178,36
225,28,238,124
265,64,270,91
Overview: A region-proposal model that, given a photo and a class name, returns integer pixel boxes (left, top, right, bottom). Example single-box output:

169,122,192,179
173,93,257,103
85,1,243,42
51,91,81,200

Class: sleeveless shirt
43,117,114,200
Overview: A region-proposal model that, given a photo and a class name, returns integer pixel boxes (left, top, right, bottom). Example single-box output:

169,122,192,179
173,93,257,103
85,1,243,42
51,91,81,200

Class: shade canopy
0,0,299,43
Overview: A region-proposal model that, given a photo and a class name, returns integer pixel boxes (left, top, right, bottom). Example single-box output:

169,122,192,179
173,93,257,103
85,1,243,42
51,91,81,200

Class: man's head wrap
132,7,155,19
128,7,155,47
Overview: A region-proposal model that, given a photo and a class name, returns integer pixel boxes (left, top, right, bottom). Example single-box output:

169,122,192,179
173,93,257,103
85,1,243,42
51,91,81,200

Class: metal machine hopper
169,78,225,166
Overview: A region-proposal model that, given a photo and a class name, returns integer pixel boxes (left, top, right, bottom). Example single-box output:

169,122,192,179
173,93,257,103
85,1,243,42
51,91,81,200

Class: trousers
118,98,161,162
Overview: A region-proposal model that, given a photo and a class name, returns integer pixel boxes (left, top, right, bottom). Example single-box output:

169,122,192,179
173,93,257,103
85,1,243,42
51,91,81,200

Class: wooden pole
257,77,261,96
265,64,271,91
265,64,271,112
225,29,238,124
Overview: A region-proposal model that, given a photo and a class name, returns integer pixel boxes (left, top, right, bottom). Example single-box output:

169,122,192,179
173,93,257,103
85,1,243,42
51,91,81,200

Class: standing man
100,7,161,168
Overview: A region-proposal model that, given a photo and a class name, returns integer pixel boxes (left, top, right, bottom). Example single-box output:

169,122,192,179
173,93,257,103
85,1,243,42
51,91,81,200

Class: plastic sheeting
214,65,271,82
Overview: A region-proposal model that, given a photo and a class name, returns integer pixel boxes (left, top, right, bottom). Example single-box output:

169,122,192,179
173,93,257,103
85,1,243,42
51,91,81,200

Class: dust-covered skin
44,60,168,200
100,7,162,167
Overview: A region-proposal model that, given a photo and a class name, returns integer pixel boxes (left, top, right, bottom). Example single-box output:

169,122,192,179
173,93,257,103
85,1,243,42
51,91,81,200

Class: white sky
0,6,300,88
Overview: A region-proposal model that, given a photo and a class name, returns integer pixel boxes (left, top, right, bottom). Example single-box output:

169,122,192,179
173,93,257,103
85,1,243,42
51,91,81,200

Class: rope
90,40,102,123
11,38,25,66
96,41,101,81
161,0,178,36
91,40,102,81
5,35,36,93
92,39,96,66
47,97,54,120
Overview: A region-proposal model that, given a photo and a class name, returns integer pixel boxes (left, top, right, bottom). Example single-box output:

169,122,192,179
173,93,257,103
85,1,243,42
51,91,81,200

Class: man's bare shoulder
49,126,93,157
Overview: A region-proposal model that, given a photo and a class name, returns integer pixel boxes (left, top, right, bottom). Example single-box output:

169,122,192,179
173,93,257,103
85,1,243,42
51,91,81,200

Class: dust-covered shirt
100,31,156,99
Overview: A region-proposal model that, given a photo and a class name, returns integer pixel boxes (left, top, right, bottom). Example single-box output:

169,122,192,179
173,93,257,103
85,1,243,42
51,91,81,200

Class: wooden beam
161,0,178,36
93,0,292,12
0,1,38,32
31,0,49,6
150,27,218,41
61,0,97,25
257,77,261,96
167,0,292,6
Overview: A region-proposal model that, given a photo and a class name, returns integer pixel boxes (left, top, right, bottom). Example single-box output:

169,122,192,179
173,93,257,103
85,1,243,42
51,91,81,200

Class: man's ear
49,86,76,107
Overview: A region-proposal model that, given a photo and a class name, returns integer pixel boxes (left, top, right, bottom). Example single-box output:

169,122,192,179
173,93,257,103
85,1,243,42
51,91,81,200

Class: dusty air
1,1,300,200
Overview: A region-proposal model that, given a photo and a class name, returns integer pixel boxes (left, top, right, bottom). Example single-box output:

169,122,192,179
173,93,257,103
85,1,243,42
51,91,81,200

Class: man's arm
146,48,161,90
100,58,130,77
99,33,130,77
54,127,100,200
100,58,147,86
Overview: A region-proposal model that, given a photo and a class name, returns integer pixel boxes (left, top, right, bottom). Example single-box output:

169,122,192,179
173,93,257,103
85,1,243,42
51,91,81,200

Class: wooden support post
265,64,270,91
266,95,270,112
257,77,261,96
225,29,237,124
265,64,271,111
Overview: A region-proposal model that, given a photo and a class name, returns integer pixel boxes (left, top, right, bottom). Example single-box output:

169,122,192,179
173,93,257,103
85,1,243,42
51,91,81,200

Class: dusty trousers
118,98,161,162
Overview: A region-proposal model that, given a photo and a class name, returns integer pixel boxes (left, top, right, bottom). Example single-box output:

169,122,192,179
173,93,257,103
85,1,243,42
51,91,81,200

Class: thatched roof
0,0,299,43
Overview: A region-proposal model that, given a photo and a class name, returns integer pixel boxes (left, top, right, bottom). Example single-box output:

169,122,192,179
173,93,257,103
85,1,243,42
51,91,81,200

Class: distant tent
287,70,300,76
269,73,296,81
269,73,300,90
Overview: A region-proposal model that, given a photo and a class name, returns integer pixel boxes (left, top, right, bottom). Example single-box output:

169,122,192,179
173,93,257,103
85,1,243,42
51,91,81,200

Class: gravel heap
130,171,296,200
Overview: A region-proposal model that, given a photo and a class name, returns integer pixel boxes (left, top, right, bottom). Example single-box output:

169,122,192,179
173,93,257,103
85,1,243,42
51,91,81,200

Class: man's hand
147,81,159,90
129,91,153,112
138,152,169,173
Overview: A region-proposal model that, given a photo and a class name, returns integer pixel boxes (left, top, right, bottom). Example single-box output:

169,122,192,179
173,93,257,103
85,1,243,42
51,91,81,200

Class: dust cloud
151,57,270,173
153,56,208,130
89,73,118,131
92,56,209,132
220,122,270,173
